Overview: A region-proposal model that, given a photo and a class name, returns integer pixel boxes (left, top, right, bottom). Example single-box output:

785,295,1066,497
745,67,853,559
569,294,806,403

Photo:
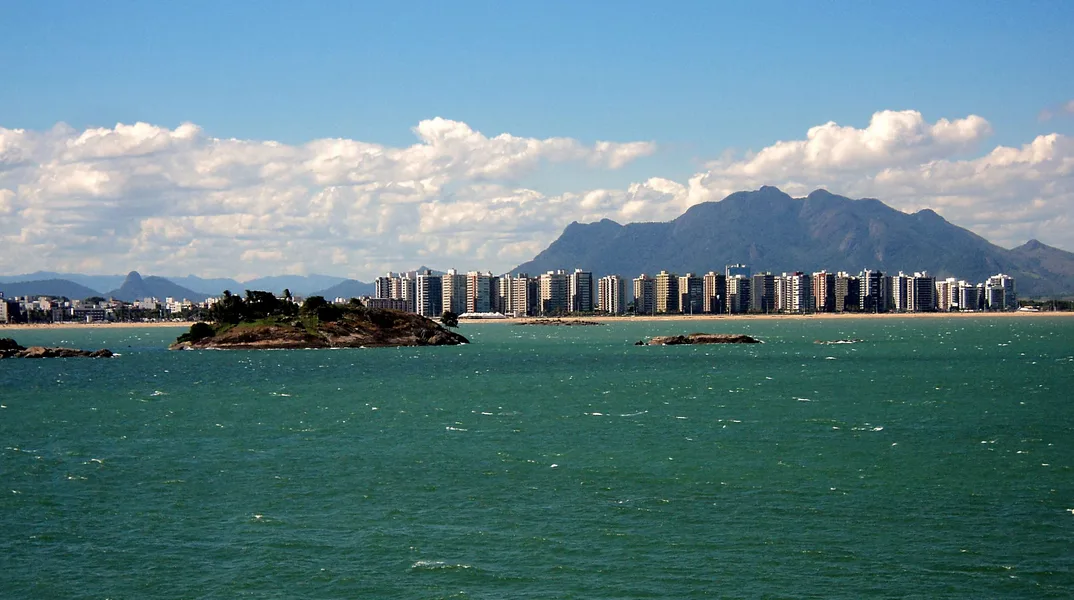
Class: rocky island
170,292,468,350
640,333,762,345
516,319,602,326
1,338,114,359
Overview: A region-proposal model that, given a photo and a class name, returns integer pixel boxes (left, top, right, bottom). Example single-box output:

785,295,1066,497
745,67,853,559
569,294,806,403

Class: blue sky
1,1,1073,278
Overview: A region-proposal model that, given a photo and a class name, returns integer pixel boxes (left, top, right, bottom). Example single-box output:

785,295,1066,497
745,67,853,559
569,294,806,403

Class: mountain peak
122,271,143,284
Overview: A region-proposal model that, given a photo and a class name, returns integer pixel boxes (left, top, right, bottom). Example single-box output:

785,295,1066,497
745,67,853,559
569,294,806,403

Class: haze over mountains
514,187,1074,297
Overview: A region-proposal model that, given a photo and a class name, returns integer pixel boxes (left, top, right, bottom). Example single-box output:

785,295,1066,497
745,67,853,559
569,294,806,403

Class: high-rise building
654,271,679,314
860,269,886,313
812,271,835,312
466,271,492,313
750,273,775,313
506,274,538,316
415,270,443,317
726,275,751,314
597,275,626,315
441,269,468,314
399,272,416,313
891,272,911,312
568,269,593,313
633,274,655,316
539,270,568,315
835,272,859,312
702,272,726,314
776,272,811,313
678,273,703,314
985,274,1017,310
374,273,394,299
726,264,751,279
906,272,936,312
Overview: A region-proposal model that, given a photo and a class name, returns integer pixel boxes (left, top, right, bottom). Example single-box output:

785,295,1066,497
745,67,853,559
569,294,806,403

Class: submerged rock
644,333,761,345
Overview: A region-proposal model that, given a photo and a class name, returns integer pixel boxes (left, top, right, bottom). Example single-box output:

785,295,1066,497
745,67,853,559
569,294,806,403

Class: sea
1,317,1072,599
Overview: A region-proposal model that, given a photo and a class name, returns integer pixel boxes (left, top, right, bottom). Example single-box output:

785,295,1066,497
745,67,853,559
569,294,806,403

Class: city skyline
2,3,1073,280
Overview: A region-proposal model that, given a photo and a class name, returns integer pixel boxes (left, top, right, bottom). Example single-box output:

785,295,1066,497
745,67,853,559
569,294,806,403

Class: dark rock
645,333,761,345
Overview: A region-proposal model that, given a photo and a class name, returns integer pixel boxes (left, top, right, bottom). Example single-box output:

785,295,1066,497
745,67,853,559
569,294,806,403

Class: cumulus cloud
0,110,1071,282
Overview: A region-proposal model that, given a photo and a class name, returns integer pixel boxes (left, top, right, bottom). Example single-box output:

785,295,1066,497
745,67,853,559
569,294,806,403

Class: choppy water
2,317,1073,598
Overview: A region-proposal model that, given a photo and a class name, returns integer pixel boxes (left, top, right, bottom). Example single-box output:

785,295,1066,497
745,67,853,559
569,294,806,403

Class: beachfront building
654,271,679,314
597,275,627,315
466,271,492,314
750,272,775,313
985,274,1017,311
441,269,468,314
702,272,726,314
812,271,835,313
726,275,750,314
633,274,655,316
678,273,704,314
568,269,594,313
539,270,568,315
415,270,442,317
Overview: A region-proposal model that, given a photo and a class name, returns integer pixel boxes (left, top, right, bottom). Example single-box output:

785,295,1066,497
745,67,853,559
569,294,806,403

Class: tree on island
440,310,459,328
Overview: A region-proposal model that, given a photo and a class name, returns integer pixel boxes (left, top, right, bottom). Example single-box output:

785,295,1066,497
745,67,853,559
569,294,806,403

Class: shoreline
461,311,1074,324
1,311,1070,331
0,321,189,331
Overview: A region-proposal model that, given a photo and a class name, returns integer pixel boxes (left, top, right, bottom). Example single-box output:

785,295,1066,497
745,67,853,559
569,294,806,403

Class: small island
1,338,114,359
516,319,602,326
170,292,468,350
640,333,761,345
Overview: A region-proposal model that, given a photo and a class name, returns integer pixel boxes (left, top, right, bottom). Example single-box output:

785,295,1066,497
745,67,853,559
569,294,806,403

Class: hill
106,271,209,302
242,274,348,296
313,279,375,299
512,187,1074,297
0,279,104,299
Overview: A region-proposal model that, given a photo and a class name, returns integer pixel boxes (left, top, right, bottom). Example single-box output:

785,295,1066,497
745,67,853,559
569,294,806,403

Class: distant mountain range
513,187,1074,297
0,271,379,301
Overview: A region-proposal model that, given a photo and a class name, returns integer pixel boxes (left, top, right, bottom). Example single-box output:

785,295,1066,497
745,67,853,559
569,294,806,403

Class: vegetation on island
172,290,468,349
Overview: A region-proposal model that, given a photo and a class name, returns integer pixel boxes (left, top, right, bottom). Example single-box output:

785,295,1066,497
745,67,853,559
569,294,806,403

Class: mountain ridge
512,187,1074,297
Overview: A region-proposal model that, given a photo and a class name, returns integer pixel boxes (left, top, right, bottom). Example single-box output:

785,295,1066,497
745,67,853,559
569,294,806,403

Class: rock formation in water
0,338,114,358
170,306,468,350
643,333,761,345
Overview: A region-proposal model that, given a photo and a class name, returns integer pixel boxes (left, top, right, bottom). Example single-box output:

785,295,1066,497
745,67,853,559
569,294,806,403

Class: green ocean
2,317,1072,598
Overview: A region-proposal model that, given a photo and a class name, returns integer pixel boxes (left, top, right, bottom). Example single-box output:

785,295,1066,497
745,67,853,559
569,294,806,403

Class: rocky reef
516,319,602,326
170,308,468,350
0,338,114,359
641,333,761,345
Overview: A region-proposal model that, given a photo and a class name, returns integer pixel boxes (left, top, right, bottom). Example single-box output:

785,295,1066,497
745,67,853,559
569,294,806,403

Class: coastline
0,321,189,331
1,311,1070,331
461,311,1074,324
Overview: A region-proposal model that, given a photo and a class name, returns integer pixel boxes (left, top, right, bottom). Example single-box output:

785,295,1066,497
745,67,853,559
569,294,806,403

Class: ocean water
1,317,1072,598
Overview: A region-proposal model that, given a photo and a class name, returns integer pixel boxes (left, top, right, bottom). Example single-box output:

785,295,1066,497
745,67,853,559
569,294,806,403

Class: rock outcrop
170,308,469,350
0,338,114,359
643,333,761,345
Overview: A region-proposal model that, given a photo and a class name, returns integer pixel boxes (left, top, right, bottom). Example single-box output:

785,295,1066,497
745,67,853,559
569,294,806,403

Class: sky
2,0,1073,280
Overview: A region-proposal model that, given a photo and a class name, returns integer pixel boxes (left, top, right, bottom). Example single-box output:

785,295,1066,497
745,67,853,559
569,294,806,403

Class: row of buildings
368,266,1019,318
0,293,196,323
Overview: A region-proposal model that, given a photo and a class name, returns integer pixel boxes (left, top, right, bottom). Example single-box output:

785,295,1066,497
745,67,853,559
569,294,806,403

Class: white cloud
0,110,1071,282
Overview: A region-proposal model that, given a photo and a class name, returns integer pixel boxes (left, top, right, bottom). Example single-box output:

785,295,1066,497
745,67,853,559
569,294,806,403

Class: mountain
241,274,348,296
0,279,104,299
513,187,1074,297
0,271,125,292
106,271,209,302
312,279,375,299
164,275,245,296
